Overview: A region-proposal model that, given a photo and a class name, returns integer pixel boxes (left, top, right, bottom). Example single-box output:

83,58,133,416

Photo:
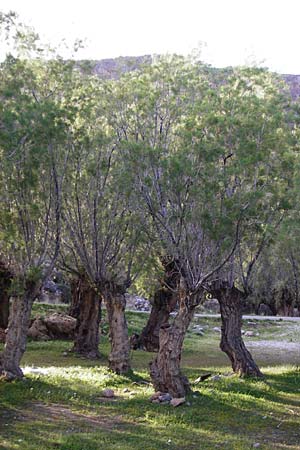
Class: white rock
101,388,115,398
170,397,186,407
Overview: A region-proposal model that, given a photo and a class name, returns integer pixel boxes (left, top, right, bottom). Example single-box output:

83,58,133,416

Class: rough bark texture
150,292,197,398
104,283,130,374
133,259,179,352
0,262,12,330
70,276,101,359
0,281,40,380
211,282,263,377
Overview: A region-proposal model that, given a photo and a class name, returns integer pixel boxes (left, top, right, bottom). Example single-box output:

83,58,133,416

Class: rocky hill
81,55,300,100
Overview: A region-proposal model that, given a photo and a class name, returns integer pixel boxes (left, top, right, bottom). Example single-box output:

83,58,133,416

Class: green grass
1,306,300,449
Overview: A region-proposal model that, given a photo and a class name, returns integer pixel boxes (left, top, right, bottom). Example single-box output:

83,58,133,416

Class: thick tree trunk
212,282,263,377
132,257,179,352
0,281,40,380
0,262,12,330
134,288,178,352
150,294,196,397
0,294,9,331
104,285,130,374
71,276,101,359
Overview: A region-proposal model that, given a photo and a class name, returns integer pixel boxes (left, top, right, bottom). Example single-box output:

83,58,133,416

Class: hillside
80,55,300,100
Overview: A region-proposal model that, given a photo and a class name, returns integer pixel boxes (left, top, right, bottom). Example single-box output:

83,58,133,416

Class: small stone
170,397,186,407
195,373,211,383
211,375,222,381
255,332,260,336
62,351,68,357
101,388,115,398
158,393,172,402
123,388,129,393
253,444,260,448
195,330,205,336
213,327,221,333
151,399,160,404
244,331,254,337
150,391,161,401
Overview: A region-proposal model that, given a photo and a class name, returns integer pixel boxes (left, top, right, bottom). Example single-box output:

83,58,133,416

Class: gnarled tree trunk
71,276,101,359
211,282,263,377
134,288,178,352
0,262,12,330
150,292,198,397
103,283,130,374
133,258,179,352
0,280,40,380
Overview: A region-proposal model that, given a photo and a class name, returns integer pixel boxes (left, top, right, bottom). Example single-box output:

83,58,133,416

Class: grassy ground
0,305,300,449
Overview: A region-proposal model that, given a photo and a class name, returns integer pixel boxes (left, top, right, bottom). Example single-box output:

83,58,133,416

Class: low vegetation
1,308,300,450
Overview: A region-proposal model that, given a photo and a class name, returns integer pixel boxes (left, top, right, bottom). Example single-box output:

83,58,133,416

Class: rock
213,327,221,333
150,391,162,401
247,321,257,327
244,331,254,337
158,393,172,402
194,373,211,383
195,331,204,336
28,313,76,341
211,375,222,381
123,388,130,393
101,389,115,398
44,313,76,339
170,397,186,407
253,444,261,448
28,317,50,341
202,298,220,313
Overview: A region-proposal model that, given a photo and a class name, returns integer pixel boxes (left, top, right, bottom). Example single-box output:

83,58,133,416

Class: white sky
1,0,300,73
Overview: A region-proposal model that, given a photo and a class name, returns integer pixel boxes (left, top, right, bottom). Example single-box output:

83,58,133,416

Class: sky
1,0,300,74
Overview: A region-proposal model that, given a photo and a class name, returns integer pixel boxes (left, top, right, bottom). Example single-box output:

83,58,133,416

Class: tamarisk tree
0,45,76,378
62,76,146,373
111,57,294,395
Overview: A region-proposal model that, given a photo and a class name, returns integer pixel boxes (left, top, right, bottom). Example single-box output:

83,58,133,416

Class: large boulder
28,313,76,340
27,317,50,340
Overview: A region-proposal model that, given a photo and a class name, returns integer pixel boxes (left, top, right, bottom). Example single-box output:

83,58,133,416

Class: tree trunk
133,288,177,352
150,293,197,397
104,284,131,374
0,294,10,331
71,276,101,359
0,281,40,380
132,257,179,352
212,282,263,377
0,262,12,330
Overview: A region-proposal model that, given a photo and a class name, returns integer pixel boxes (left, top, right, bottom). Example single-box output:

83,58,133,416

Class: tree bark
134,288,178,352
71,276,101,359
0,280,40,380
0,262,12,330
150,293,197,397
103,283,131,374
211,282,263,377
132,257,179,352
